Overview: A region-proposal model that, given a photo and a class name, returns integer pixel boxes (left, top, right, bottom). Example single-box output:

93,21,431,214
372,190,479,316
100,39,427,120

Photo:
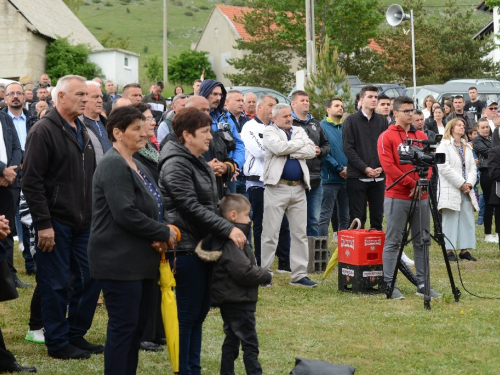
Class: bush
143,46,149,53
46,38,102,83
104,1,112,6
184,11,193,16
199,5,209,10
91,0,100,3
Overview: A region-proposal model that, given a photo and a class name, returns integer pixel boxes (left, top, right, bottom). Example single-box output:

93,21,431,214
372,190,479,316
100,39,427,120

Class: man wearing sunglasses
484,99,499,133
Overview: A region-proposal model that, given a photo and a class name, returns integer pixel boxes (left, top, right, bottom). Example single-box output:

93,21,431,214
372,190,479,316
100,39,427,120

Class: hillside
74,0,491,94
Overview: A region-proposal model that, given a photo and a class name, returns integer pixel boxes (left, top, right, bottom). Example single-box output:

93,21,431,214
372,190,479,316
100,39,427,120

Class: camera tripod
386,165,461,310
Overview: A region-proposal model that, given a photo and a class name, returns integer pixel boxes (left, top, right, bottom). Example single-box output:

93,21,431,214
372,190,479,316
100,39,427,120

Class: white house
88,49,140,89
0,0,103,84
474,1,500,63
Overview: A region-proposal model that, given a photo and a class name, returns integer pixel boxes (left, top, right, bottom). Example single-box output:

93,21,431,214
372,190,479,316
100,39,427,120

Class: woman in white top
437,118,478,262
427,106,446,136
422,95,436,120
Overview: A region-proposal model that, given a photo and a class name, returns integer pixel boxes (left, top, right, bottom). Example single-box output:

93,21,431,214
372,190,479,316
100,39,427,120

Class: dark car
225,86,290,104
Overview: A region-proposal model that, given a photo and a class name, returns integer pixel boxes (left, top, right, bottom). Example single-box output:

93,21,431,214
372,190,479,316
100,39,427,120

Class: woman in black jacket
88,107,177,375
132,103,160,182
487,126,500,252
474,118,499,243
158,108,246,375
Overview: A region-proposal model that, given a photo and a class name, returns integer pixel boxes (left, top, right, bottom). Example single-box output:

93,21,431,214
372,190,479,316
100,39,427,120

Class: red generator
337,227,385,294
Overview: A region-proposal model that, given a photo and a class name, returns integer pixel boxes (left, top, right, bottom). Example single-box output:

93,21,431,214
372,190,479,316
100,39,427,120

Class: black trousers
101,278,155,375
140,281,165,342
0,325,16,369
220,306,262,375
0,187,19,276
480,170,500,235
346,179,385,230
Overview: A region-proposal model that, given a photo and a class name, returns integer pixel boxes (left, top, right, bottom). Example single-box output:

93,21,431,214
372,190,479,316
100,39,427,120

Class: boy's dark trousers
220,305,262,375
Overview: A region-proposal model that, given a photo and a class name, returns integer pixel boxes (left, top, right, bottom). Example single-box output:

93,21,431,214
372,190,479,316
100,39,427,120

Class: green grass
2,216,500,374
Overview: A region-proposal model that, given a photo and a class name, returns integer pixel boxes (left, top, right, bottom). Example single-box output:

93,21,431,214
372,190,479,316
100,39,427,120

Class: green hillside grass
74,0,492,94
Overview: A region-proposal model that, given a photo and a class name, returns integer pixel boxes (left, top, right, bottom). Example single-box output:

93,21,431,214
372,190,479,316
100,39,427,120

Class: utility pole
305,0,316,76
163,0,168,83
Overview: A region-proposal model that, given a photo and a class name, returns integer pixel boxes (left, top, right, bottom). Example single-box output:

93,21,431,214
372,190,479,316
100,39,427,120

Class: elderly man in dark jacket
22,75,102,360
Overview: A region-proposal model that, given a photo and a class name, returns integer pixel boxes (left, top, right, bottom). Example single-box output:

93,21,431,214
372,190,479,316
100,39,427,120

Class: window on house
124,57,129,67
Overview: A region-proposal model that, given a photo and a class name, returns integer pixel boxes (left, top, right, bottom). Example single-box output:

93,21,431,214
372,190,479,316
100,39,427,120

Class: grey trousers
383,197,430,287
261,183,309,282
442,192,476,251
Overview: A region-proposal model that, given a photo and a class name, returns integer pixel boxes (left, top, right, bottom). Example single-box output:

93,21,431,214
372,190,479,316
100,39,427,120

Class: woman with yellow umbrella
88,106,177,375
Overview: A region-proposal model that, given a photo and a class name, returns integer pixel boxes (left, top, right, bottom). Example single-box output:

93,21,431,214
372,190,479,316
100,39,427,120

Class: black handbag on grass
0,257,18,302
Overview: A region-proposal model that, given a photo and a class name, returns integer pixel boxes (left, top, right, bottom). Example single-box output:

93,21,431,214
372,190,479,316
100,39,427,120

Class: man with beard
3,83,36,277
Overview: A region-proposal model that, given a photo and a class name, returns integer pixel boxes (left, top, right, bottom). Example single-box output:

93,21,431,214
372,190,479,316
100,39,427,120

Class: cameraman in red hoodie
377,96,441,300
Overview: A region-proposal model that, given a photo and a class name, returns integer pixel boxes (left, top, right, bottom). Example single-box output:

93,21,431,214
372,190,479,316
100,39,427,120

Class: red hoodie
377,124,431,200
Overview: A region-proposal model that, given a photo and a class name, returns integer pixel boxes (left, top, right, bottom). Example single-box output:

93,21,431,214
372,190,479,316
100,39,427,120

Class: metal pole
305,0,316,76
163,0,168,83
410,9,416,100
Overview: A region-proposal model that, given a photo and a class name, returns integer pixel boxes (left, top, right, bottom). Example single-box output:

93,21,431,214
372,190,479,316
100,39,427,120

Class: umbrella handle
167,225,182,243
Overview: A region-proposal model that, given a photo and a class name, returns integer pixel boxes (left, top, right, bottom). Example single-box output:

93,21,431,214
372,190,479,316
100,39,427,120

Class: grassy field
2,218,500,374
73,0,491,94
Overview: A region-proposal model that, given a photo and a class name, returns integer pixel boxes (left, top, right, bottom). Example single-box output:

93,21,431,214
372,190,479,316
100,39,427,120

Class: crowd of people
0,74,499,374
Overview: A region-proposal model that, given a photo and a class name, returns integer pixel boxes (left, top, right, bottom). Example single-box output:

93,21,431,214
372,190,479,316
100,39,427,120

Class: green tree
99,30,132,50
225,2,295,93
46,38,102,83
168,50,216,85
376,0,500,86
305,36,354,119
145,55,164,83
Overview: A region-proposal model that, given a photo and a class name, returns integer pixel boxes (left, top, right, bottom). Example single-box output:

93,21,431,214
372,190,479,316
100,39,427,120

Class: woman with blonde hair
422,95,436,119
436,118,478,262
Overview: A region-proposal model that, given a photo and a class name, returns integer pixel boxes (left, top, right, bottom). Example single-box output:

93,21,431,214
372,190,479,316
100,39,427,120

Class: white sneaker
25,328,45,344
332,232,338,242
401,252,415,266
484,234,499,243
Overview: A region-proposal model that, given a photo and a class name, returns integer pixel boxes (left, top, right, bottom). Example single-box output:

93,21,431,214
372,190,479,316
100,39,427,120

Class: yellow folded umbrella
322,247,338,280
160,225,181,374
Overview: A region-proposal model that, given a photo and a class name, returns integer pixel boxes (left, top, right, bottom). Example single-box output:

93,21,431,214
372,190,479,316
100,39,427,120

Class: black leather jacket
158,141,234,252
473,135,492,170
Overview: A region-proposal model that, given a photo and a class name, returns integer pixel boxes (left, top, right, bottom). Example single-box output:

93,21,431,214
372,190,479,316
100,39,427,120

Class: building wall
194,8,245,87
194,7,302,90
0,0,47,84
88,50,139,90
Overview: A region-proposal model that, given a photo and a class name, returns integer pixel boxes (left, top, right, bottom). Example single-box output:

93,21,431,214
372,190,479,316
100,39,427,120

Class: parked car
287,75,362,98
445,78,500,88
414,84,500,108
349,83,406,99
226,86,290,104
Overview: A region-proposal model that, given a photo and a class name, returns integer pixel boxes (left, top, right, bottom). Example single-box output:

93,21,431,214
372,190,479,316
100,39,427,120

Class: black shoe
26,268,36,276
459,251,477,262
151,338,167,346
0,361,37,373
14,276,32,288
447,252,458,262
48,343,91,360
70,337,104,354
140,341,164,352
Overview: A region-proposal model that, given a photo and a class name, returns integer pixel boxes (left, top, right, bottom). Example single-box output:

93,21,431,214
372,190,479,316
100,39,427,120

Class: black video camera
398,135,445,167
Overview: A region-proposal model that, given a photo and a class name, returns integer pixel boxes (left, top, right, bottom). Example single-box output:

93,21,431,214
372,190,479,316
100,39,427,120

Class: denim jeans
478,192,485,222
248,186,290,268
171,255,211,375
305,184,323,236
35,220,100,351
319,184,349,236
101,279,155,375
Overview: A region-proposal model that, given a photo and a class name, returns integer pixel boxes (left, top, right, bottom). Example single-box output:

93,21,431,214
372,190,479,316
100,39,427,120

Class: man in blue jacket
199,80,245,191
319,98,349,236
